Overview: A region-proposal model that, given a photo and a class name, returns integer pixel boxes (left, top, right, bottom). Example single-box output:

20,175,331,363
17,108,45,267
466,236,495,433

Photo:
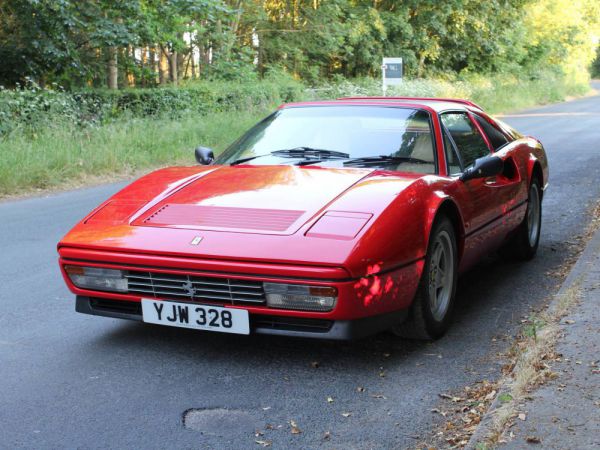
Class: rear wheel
502,178,542,261
392,216,458,340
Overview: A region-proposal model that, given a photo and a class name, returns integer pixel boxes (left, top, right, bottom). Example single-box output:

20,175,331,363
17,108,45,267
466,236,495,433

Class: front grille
125,270,266,306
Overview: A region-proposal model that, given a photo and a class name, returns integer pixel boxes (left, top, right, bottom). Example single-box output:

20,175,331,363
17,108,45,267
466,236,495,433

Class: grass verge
481,281,583,447
0,109,266,198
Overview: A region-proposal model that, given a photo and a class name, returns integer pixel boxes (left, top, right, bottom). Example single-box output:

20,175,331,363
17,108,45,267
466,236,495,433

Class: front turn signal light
263,283,337,312
65,265,128,293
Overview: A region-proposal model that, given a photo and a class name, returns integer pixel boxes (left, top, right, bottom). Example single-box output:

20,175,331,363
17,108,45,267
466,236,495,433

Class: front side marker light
263,283,337,312
64,265,128,293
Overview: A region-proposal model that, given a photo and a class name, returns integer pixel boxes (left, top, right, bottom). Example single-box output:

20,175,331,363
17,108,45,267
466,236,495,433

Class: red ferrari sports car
58,97,548,340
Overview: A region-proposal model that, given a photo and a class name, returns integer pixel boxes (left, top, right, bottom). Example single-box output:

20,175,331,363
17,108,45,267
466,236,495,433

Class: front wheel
392,216,458,340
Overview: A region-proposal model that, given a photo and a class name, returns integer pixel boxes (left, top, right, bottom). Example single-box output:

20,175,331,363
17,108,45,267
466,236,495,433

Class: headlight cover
263,283,337,312
65,265,128,293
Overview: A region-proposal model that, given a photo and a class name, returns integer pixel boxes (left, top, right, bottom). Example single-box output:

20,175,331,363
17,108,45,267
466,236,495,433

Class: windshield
215,106,437,173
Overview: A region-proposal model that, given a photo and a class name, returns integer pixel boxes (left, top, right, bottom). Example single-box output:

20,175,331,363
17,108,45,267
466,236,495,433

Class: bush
0,77,306,136
308,70,590,114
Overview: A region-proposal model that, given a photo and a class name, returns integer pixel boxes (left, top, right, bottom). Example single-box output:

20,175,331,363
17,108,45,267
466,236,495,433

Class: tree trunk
159,45,169,85
169,50,178,86
127,45,136,87
417,53,426,78
149,47,157,84
176,33,184,80
190,43,196,79
107,46,118,89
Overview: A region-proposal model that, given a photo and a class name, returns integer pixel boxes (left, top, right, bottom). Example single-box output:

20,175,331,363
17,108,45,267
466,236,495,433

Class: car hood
127,165,372,235
60,165,428,275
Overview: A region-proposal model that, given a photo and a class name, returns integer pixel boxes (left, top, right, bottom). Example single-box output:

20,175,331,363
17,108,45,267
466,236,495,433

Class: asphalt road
1,83,599,449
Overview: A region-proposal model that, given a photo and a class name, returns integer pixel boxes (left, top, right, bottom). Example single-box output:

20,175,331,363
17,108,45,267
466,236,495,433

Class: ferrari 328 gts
58,97,548,340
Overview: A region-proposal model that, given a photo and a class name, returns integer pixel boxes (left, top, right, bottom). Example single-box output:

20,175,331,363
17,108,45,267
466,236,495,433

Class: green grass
0,110,266,196
0,71,591,197
318,71,590,114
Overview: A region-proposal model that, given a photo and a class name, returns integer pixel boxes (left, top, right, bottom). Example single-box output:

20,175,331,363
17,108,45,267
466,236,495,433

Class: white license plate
141,299,249,335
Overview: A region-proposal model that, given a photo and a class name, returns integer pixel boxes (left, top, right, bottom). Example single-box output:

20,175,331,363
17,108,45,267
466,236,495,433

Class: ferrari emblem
182,281,197,297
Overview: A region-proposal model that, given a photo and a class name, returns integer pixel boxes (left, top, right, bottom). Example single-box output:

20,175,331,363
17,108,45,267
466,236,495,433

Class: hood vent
143,204,305,232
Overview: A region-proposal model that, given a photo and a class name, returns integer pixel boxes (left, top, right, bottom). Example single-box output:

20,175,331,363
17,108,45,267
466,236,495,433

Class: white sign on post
382,57,403,96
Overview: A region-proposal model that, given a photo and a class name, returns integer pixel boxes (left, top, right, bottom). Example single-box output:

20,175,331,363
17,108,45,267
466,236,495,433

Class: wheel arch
530,161,544,199
426,198,466,264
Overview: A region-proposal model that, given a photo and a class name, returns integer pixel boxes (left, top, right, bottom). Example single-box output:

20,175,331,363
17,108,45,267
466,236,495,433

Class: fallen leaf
526,436,541,444
518,413,527,421
484,390,497,401
431,408,448,417
342,412,352,418
255,440,272,447
371,394,387,399
289,420,302,434
439,393,463,402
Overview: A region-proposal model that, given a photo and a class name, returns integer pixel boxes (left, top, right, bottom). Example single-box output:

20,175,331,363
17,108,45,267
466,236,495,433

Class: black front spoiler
75,296,407,341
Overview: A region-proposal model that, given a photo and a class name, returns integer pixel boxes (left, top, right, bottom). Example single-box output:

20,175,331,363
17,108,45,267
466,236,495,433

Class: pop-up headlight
65,265,128,293
263,283,337,312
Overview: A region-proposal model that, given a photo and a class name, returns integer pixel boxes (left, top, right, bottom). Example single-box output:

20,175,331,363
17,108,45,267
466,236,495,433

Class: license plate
141,299,250,335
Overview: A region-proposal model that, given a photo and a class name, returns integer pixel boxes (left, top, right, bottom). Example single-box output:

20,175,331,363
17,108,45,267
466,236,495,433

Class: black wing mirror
460,155,504,182
195,146,215,165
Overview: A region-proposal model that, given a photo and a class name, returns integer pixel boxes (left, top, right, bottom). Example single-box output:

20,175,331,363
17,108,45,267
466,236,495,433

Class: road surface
1,83,599,449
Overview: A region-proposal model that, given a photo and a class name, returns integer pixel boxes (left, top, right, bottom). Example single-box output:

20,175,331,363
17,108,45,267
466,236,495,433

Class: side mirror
195,146,215,165
460,155,504,182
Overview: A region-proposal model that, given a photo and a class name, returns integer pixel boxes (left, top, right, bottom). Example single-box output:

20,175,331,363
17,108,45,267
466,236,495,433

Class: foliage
310,70,589,113
1,0,598,87
522,0,600,85
0,76,304,136
589,45,600,78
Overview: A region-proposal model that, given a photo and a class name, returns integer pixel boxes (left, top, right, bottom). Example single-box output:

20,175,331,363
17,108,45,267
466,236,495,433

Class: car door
440,111,516,266
471,112,525,209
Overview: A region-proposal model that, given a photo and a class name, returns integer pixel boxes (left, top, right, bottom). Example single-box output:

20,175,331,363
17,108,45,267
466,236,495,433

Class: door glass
473,114,509,150
443,129,462,175
440,112,490,169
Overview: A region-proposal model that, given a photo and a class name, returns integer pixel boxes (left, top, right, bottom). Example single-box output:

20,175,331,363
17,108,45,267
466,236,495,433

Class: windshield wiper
343,155,430,167
230,155,267,165
230,147,350,166
271,147,350,160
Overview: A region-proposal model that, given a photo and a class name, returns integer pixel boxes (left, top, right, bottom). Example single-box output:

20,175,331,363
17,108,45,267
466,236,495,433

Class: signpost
381,57,403,96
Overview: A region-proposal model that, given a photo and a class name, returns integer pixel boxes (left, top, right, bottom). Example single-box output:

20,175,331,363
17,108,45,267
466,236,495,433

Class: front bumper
76,296,407,340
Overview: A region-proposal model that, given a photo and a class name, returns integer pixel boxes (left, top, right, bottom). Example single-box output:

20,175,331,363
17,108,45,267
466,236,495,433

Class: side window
393,110,436,174
443,128,462,175
440,112,490,169
473,114,509,150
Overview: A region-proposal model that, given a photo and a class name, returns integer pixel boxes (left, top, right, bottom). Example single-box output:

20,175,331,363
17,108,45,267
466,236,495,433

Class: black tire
501,178,542,261
392,216,458,340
